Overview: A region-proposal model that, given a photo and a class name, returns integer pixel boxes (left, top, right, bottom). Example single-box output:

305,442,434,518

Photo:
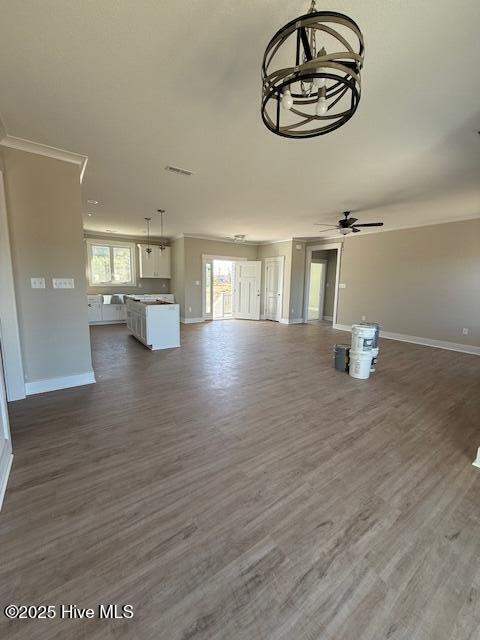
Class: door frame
202,254,247,321
263,256,285,322
303,243,342,325
0,170,25,400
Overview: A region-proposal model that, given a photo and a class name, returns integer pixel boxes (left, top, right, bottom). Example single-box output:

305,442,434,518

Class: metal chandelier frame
261,5,365,138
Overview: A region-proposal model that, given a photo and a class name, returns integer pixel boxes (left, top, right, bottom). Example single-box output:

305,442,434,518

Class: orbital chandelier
261,0,364,138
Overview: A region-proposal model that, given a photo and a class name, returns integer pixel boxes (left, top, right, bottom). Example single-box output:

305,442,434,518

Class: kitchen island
126,298,180,350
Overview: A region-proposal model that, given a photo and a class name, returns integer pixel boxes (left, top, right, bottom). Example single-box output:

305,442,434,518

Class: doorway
203,256,262,321
304,244,342,326
212,260,233,320
307,260,327,321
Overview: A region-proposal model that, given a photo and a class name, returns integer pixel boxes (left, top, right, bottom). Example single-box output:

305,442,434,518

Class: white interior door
234,261,261,320
264,257,284,321
0,344,13,509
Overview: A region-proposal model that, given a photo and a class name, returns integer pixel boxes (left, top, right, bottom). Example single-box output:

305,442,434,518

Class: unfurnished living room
0,1,479,638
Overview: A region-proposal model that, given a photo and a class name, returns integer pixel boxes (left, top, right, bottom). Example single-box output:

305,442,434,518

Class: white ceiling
0,0,479,242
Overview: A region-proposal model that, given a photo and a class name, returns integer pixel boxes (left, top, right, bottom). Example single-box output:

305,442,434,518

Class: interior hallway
1,321,480,639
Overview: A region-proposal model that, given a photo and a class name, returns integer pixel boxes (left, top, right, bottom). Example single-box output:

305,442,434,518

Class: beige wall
2,147,94,384
170,237,185,318
289,242,306,321
83,232,170,295
257,240,292,319
183,237,257,320
337,219,480,346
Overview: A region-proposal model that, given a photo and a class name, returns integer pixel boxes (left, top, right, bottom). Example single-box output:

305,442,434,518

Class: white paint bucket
351,324,376,353
349,351,372,380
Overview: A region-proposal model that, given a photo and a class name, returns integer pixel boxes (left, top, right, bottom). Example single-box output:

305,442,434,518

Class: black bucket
334,344,350,372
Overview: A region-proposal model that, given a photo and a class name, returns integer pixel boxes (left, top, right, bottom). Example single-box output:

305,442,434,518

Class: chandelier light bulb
316,95,328,116
281,89,293,110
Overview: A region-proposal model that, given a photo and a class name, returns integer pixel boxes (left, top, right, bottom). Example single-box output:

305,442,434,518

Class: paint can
334,344,350,372
359,321,380,348
349,350,372,380
351,324,376,352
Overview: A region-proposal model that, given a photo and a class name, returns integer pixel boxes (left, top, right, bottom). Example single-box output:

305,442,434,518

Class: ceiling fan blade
352,222,384,228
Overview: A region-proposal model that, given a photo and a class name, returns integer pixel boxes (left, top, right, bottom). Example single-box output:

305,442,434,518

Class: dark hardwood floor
1,321,480,639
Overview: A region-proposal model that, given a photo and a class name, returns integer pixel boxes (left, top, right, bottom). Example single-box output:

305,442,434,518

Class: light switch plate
52,278,75,289
31,277,46,289
339,283,347,289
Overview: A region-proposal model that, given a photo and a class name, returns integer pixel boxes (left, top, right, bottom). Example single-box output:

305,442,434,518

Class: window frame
86,238,137,287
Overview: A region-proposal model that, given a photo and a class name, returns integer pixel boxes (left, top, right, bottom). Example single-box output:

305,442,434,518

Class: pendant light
144,217,153,258
157,209,167,253
261,0,365,138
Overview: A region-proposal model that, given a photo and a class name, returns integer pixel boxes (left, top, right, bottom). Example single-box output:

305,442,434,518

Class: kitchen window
86,239,136,286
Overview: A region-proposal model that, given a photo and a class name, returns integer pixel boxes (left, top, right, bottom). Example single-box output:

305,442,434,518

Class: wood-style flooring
1,320,480,640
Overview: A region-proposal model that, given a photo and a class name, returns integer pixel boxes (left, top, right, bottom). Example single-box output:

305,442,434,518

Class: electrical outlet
162,282,166,288
30,277,45,289
195,281,200,286
188,307,192,313
362,315,366,321
339,283,347,289
462,328,469,335
52,278,74,289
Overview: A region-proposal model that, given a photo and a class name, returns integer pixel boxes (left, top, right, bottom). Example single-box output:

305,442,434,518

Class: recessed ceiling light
105,229,117,233
87,212,93,217
87,199,99,205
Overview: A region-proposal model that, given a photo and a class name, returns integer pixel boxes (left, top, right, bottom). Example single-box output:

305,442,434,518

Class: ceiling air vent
165,165,193,177
233,234,246,243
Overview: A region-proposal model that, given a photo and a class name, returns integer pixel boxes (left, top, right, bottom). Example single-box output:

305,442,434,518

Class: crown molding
0,134,88,183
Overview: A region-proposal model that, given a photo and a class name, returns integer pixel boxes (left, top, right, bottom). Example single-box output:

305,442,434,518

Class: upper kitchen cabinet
137,245,171,279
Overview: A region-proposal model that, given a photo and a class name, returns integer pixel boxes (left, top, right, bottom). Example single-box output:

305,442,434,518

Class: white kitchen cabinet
126,299,180,350
87,296,127,325
137,245,171,279
101,304,127,323
87,302,102,323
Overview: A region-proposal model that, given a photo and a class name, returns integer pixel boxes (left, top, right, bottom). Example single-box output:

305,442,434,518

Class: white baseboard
333,324,480,356
89,320,126,326
279,318,304,325
0,440,13,511
25,370,96,396
180,317,205,324
323,315,333,321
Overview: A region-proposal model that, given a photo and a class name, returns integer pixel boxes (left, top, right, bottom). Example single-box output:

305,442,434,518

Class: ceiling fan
315,211,384,235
